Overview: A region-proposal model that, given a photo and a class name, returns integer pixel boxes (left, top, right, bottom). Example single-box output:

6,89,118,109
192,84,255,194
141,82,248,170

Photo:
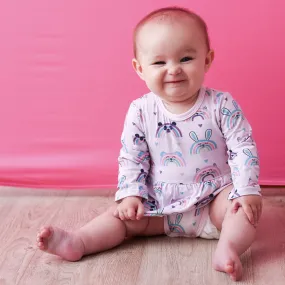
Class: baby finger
128,208,136,220
123,209,131,220
243,205,254,225
252,206,258,226
119,210,126,221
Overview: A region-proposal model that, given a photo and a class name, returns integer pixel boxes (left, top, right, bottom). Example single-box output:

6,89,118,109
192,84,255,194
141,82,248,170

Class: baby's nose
168,64,182,75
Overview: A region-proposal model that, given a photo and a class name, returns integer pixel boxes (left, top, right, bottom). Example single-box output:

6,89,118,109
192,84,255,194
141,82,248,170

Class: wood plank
0,188,69,285
249,197,285,285
20,193,146,285
19,193,112,285
0,188,284,285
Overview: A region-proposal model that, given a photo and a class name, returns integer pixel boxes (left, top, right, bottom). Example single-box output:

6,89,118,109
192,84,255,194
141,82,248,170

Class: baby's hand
231,195,262,226
113,196,145,221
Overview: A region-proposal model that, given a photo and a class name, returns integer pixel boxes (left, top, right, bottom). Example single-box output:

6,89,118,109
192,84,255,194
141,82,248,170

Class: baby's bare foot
213,244,242,281
36,226,84,261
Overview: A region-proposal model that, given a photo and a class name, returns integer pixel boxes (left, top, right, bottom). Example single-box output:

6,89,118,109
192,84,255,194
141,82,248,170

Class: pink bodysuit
115,87,261,237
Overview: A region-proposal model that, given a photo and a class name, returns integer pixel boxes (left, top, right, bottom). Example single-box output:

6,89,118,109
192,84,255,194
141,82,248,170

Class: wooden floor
0,187,284,285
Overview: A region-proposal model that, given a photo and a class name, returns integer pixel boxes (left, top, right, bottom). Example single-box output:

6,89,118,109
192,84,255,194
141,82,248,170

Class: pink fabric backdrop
0,0,284,189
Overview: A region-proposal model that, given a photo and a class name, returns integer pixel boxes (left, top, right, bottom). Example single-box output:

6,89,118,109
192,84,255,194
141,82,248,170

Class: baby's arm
218,93,262,225
114,101,150,220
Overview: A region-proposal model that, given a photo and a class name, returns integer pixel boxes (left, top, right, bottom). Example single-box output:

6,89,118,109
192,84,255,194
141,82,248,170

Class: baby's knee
124,218,149,237
223,203,250,226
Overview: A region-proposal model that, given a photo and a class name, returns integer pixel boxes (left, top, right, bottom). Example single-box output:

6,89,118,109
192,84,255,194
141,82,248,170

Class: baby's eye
180,56,193,62
153,61,165,65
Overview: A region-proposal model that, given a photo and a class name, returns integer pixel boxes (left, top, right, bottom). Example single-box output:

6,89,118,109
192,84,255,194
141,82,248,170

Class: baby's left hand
231,195,262,226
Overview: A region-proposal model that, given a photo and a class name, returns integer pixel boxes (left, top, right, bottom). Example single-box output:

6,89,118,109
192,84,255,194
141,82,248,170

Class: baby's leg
209,186,257,281
37,204,164,261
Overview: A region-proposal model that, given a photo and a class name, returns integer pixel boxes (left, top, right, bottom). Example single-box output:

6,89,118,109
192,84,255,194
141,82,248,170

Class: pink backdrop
0,0,284,189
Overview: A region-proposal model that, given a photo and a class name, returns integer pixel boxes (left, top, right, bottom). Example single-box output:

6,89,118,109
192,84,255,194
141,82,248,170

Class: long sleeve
217,93,261,199
115,101,150,202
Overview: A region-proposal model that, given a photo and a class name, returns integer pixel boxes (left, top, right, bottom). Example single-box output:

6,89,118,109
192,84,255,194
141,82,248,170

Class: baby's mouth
166,80,185,83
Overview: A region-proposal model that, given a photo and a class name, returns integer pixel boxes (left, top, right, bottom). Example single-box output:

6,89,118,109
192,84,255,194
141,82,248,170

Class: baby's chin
163,92,198,103
151,85,198,101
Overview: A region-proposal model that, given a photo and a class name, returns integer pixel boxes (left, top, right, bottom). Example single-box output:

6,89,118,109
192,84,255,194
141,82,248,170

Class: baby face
133,15,213,105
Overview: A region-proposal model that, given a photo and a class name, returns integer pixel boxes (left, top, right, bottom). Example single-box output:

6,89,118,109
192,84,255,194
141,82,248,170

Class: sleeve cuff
228,185,262,199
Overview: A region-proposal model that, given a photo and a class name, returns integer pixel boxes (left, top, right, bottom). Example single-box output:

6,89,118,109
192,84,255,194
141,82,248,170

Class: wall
0,0,284,188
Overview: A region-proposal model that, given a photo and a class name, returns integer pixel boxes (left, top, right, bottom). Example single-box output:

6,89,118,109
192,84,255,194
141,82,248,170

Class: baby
37,7,262,281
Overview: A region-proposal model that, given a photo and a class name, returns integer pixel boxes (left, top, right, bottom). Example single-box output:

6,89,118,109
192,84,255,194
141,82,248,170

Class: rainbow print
191,107,210,121
194,164,221,183
133,133,145,145
136,169,147,183
154,186,162,195
155,122,182,138
167,214,185,234
118,175,126,188
215,92,224,104
138,186,148,199
202,180,219,191
137,151,150,163
153,182,164,196
160,151,186,167
221,101,244,129
243,149,259,166
189,129,217,154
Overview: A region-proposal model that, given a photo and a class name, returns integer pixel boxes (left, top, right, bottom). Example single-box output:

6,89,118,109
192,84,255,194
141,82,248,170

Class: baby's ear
132,58,145,80
205,49,214,72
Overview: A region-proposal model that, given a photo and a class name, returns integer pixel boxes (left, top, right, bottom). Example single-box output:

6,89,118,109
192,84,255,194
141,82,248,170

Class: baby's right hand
113,196,145,221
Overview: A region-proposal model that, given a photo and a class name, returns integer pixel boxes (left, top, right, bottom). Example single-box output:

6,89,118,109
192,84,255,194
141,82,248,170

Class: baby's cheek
145,79,155,91
148,78,162,93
